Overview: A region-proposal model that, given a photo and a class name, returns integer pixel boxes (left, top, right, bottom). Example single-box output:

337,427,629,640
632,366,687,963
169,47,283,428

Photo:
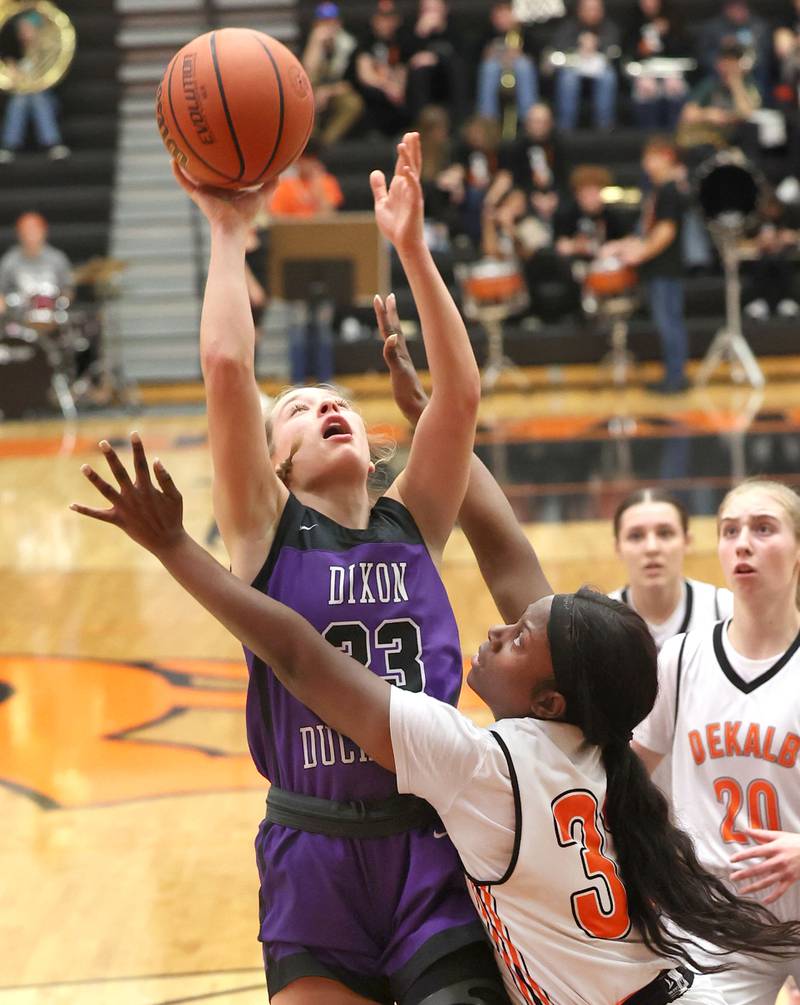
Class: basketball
155,28,315,189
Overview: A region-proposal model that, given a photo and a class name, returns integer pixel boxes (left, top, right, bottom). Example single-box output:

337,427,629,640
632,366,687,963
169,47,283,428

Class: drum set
0,258,132,420
456,145,768,394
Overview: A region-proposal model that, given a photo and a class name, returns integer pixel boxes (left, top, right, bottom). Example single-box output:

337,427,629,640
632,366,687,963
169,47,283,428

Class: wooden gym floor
2,358,799,1004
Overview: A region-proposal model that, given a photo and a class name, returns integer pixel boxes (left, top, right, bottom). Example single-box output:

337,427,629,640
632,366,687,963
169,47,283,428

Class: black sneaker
645,377,690,395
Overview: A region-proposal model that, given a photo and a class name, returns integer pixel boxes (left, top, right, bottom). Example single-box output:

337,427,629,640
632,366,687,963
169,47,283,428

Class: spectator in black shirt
744,187,800,321
405,0,466,124
603,136,689,394
697,0,772,100
555,164,625,260
625,0,690,130
435,115,501,244
476,2,540,124
350,0,411,135
552,0,621,130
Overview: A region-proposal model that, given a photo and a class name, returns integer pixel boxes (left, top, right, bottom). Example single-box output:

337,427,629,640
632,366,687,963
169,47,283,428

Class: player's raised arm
375,134,481,561
172,166,288,582
71,436,394,770
377,296,551,621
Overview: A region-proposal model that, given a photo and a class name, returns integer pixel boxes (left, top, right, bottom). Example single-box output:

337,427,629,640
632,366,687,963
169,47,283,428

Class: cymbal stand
695,225,765,389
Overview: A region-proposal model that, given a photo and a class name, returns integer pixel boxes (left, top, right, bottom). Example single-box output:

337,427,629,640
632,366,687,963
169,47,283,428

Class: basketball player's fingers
129,433,153,488
369,170,388,202
736,874,787,898
373,294,388,335
740,827,781,844
99,441,135,492
153,459,182,502
730,859,775,882
405,131,421,174
69,502,120,525
80,463,122,504
171,160,198,196
386,292,402,332
760,880,792,905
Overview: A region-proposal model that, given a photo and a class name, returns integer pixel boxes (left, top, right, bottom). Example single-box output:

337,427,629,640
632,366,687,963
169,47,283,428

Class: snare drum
463,259,526,304
584,256,638,298
5,283,69,333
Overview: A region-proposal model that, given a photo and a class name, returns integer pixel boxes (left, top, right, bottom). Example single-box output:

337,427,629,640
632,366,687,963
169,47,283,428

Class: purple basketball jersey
244,493,464,801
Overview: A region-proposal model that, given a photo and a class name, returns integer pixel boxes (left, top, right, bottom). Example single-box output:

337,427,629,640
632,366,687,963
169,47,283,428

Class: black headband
547,593,577,698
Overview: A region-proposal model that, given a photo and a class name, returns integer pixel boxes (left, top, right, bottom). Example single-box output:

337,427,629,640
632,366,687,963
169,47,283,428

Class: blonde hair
718,478,800,606
264,385,396,493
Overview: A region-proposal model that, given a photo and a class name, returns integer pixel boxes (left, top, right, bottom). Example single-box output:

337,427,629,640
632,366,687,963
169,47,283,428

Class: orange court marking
1,655,487,809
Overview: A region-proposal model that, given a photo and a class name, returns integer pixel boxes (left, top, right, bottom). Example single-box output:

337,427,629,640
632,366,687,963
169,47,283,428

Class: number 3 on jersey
552,789,631,940
323,619,426,692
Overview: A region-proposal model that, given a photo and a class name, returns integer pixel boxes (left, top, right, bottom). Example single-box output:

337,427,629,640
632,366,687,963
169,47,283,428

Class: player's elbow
201,347,254,387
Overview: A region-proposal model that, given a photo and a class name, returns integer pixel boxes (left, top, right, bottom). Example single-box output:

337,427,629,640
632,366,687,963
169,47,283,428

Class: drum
696,151,763,229
584,256,638,298
463,259,526,304
5,283,70,332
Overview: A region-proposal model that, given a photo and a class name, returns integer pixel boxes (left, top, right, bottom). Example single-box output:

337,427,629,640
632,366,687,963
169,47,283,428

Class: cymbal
73,257,128,285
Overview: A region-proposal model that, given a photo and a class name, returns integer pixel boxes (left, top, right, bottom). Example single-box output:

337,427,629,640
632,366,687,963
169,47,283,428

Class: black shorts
264,939,509,1004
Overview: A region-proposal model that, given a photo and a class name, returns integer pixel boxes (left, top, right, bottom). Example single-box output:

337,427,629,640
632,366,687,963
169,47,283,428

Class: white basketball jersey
609,579,733,651
635,623,800,875
468,718,673,1005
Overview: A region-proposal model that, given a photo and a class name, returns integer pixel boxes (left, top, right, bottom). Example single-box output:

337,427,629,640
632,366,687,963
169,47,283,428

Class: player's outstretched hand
370,132,424,254
71,433,186,557
374,292,428,426
171,161,275,234
729,827,800,904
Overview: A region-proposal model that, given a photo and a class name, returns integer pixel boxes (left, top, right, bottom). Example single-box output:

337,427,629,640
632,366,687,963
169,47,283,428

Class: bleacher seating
0,2,121,266
301,0,800,377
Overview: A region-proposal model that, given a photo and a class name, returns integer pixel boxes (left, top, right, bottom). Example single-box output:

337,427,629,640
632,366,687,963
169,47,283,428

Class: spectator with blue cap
302,1,364,146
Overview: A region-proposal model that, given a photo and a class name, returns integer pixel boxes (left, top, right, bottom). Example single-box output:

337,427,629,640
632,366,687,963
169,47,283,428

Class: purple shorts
255,816,485,1000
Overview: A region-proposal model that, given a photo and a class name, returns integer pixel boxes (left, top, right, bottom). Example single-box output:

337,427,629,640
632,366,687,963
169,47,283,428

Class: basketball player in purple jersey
169,135,508,1003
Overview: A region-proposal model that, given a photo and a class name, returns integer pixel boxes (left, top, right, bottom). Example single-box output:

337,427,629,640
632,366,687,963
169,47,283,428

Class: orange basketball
155,28,315,189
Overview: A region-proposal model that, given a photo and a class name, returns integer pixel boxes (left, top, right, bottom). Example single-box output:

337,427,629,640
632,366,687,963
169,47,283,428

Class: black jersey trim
673,633,688,729
465,730,522,887
621,581,693,636
251,493,426,595
713,620,800,694
678,580,694,635
251,493,304,592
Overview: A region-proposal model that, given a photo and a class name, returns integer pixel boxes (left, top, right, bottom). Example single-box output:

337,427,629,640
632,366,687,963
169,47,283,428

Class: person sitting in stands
405,0,465,125
475,1,539,125
349,0,411,136
697,0,772,100
743,186,800,322
268,140,344,220
624,0,690,130
302,3,364,147
551,0,621,130
435,115,501,247
677,40,761,161
0,12,70,162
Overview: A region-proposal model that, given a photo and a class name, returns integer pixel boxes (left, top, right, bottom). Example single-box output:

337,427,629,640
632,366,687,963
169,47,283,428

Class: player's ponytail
550,588,800,970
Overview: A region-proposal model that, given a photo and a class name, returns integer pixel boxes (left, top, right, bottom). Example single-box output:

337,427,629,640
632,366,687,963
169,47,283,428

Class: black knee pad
415,978,510,1005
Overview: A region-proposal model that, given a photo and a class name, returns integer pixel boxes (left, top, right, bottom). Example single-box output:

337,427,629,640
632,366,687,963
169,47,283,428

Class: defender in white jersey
609,488,733,652
635,479,800,1005
75,442,800,1005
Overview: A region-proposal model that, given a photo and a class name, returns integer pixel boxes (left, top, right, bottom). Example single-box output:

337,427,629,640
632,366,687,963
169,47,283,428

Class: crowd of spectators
292,0,800,381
